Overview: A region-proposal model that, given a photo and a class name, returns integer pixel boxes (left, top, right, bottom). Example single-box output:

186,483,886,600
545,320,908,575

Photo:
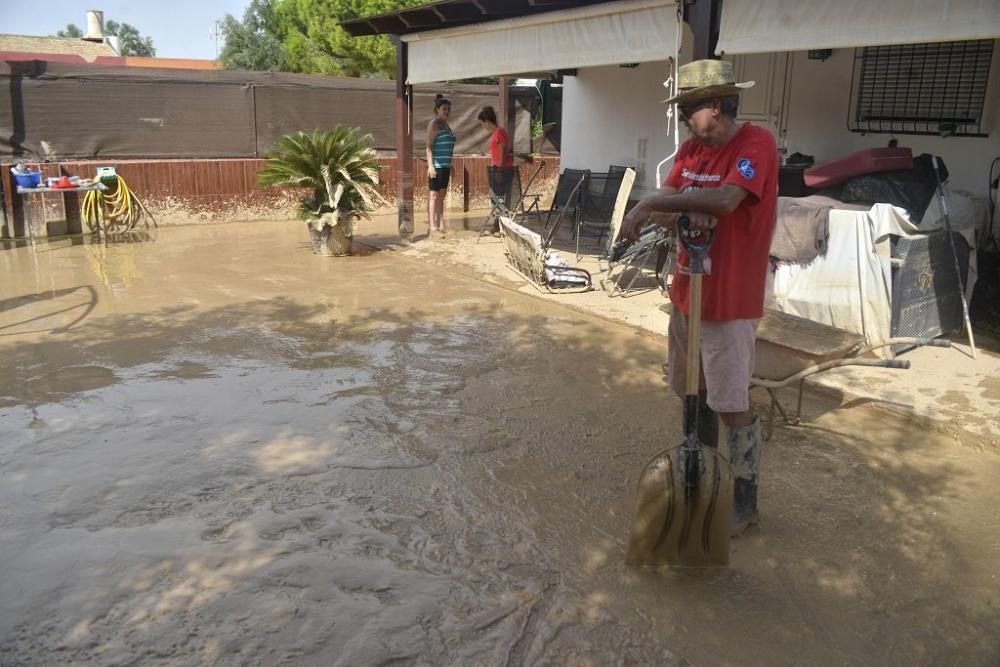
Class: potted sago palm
257,126,385,256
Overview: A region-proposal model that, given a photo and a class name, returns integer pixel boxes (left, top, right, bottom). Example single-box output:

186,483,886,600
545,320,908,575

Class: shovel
626,216,734,567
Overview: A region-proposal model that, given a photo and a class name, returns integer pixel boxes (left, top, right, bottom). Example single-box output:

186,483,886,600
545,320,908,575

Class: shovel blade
626,444,734,567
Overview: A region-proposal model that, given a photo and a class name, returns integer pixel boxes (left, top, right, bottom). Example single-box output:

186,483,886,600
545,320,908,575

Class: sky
1,0,251,60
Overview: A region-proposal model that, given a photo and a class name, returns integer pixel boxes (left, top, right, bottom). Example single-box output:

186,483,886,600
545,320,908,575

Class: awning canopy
340,0,608,38
402,0,679,85
717,0,1000,55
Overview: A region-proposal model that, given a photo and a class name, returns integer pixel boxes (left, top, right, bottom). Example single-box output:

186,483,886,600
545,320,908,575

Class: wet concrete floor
1,222,998,666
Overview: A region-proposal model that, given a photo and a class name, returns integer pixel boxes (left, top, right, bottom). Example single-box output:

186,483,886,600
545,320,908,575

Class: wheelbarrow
751,310,951,440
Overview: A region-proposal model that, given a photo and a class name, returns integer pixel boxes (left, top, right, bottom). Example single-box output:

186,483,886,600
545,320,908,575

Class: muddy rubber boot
696,401,719,449
721,417,762,537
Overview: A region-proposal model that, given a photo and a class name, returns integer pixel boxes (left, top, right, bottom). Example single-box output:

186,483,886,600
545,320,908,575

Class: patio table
15,183,109,248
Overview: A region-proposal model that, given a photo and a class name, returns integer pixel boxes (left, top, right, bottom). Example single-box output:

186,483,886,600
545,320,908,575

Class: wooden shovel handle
686,272,703,396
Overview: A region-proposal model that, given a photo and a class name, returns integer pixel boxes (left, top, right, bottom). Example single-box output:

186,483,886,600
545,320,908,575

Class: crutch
931,155,977,359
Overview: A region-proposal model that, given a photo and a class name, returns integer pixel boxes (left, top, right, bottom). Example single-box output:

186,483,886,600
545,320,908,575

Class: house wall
562,37,999,222
779,46,1000,201
561,61,679,195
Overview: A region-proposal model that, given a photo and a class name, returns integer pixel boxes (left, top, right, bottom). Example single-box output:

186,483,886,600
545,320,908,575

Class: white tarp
768,192,981,353
717,0,1000,54
403,0,679,85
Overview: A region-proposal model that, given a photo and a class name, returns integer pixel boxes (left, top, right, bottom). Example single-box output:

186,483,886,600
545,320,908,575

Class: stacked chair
477,159,547,242
575,164,631,259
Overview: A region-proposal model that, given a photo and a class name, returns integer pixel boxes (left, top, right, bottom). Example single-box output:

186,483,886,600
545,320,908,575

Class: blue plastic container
12,170,42,188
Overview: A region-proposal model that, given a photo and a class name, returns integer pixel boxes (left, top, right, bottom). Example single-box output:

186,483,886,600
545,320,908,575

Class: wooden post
393,37,414,238
498,76,510,132
685,0,722,60
463,164,470,213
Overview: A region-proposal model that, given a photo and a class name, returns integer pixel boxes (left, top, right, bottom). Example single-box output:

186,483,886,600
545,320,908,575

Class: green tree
55,20,155,56
105,20,156,57
219,0,289,71
56,24,83,38
276,0,425,78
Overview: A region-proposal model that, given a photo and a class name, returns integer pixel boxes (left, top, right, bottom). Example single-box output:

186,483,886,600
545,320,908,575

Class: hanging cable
655,2,684,189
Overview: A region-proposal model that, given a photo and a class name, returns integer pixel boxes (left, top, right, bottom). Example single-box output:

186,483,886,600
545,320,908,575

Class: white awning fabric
717,0,1000,55
402,0,679,85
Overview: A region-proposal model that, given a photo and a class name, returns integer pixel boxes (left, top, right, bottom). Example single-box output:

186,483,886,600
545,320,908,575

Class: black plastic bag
971,250,1000,333
839,153,948,221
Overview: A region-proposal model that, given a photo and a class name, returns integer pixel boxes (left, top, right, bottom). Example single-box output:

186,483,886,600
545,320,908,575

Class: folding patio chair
477,165,517,241
598,167,635,262
513,158,546,219
517,168,589,232
582,165,629,228
596,167,674,296
498,174,592,293
604,225,674,297
576,166,633,259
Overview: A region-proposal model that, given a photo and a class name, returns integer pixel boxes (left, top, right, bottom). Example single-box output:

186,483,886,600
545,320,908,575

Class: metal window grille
848,40,994,137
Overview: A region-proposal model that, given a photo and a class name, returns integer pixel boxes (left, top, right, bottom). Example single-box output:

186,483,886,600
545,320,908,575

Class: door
731,52,789,138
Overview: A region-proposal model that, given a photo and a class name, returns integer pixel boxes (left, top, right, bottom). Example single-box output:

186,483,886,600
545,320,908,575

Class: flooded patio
1,221,998,666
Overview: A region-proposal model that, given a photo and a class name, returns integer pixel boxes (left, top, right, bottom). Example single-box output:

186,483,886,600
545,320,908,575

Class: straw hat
661,59,755,105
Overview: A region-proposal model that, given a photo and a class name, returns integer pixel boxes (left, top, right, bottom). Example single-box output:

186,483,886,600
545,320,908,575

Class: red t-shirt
490,128,513,167
665,123,777,320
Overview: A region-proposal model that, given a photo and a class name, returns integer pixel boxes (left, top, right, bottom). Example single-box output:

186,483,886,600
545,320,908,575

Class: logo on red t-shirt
737,157,754,180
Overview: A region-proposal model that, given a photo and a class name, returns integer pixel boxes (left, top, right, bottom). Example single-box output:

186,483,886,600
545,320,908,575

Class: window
848,40,994,137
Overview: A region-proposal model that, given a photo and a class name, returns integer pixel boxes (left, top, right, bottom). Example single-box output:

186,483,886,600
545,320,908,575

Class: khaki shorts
667,308,759,413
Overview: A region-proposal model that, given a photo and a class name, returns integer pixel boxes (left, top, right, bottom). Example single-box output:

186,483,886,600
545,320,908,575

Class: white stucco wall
561,61,681,195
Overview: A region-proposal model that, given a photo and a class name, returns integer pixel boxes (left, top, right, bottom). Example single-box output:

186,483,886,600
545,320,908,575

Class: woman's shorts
428,167,451,191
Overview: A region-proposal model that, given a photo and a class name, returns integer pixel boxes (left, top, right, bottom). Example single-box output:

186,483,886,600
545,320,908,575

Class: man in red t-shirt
621,59,777,535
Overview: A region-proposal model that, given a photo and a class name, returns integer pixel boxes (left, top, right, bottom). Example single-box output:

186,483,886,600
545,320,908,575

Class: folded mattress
804,147,913,188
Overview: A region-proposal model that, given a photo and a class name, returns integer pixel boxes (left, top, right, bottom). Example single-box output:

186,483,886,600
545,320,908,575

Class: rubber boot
721,417,762,537
696,400,719,449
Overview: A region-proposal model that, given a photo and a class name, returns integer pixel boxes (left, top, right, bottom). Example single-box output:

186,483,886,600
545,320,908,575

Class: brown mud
1,221,998,666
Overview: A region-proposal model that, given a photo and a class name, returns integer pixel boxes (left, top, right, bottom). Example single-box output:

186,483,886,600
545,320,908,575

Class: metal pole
932,156,977,359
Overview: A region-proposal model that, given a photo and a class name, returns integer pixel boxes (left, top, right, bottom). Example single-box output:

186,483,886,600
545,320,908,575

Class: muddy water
1,223,998,666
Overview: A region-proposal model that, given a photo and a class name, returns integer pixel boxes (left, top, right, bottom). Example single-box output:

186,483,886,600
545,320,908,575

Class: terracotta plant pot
307,213,352,256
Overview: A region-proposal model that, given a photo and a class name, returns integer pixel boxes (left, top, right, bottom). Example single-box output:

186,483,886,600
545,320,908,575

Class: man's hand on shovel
621,205,717,242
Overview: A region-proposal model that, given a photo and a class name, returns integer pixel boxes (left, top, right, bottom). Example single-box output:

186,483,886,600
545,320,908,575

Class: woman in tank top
426,94,456,238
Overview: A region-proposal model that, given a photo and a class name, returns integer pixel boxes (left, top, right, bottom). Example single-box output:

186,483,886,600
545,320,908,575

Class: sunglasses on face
678,100,713,121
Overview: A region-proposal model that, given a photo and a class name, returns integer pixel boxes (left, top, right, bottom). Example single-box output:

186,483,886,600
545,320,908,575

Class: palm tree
257,126,385,256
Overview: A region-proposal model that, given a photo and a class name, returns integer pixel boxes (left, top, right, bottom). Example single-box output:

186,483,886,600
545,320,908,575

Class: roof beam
396,10,443,30
340,0,612,38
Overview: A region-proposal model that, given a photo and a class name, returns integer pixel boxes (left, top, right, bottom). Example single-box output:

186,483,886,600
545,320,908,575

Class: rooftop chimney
83,10,105,42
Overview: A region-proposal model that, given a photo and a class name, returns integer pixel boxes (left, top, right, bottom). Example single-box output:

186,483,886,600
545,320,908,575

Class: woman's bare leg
434,190,446,233
427,191,438,233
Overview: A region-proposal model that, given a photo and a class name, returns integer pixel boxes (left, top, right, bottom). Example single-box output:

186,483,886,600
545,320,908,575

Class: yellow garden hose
81,176,156,233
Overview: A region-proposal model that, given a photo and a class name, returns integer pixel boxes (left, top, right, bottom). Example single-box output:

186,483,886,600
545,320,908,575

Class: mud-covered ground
1,222,998,666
